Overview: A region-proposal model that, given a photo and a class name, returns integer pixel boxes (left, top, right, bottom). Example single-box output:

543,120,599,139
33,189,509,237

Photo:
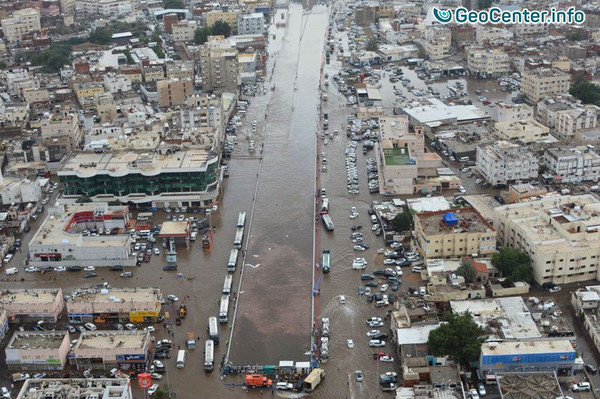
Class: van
5,267,18,275
411,266,422,273
370,215,378,224
459,156,470,162
176,349,186,368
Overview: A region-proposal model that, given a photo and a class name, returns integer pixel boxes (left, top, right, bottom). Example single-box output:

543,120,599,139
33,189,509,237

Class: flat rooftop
17,379,131,399
7,331,67,350
158,221,189,237
76,331,149,350
417,207,494,235
403,98,489,125
498,373,562,399
58,149,216,177
481,339,575,356
0,289,60,305
67,287,161,304
384,147,412,166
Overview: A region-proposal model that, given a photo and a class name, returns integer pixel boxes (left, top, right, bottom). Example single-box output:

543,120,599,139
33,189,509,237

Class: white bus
204,340,214,372
233,227,244,249
176,349,186,368
227,248,239,273
219,295,230,323
208,316,219,344
237,212,246,228
222,274,233,296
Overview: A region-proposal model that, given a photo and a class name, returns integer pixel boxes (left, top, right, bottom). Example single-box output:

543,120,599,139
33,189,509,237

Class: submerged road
228,3,329,365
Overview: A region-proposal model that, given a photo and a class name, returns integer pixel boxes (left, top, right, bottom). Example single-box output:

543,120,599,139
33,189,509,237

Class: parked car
84,272,97,278
572,382,591,392
368,339,385,347
167,294,179,302
355,371,363,382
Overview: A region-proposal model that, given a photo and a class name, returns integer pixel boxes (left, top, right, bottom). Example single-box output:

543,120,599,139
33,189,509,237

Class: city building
0,310,8,342
1,8,41,44
555,105,600,138
422,26,451,60
543,146,600,183
59,150,220,207
28,203,136,268
205,11,239,33
476,141,539,187
536,95,578,129
66,287,162,323
237,13,265,35
512,22,549,37
494,119,551,143
571,286,600,355
156,78,193,108
504,183,548,204
103,73,132,94
521,69,571,103
72,331,150,371
475,26,512,44
494,194,600,285
466,48,510,77
16,379,132,399
0,177,44,205
401,98,489,132
0,289,64,322
172,20,197,43
414,208,496,258
199,41,240,92
493,103,534,123
5,331,71,370
75,0,133,16
479,340,575,376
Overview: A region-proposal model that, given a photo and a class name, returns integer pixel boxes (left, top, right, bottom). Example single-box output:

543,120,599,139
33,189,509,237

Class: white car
372,224,380,231
369,339,386,347
470,389,479,399
339,295,346,304
153,360,165,369
84,266,95,271
154,248,160,255
145,326,156,332
3,254,13,263
167,295,179,302
379,355,394,362
25,267,39,273
380,284,389,292
54,266,66,272
347,339,354,348
1,387,10,399
353,245,366,251
354,257,367,265
367,329,381,337
148,384,159,395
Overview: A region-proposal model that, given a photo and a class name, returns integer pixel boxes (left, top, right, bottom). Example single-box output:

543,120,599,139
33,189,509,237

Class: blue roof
443,212,458,226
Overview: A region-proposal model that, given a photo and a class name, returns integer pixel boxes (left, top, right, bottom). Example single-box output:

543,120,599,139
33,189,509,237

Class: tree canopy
428,312,485,364
194,21,232,44
391,212,412,232
30,38,86,73
570,74,600,107
491,247,533,283
212,20,232,37
164,0,184,8
456,261,477,284
194,26,212,44
366,38,378,52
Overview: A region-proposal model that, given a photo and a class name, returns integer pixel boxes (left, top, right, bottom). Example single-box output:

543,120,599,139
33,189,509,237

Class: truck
208,316,219,344
245,374,272,388
303,368,325,392
204,340,214,372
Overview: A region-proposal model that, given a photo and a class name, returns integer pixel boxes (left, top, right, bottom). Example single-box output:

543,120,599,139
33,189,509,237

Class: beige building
199,41,239,92
521,69,571,103
5,331,71,370
1,8,41,44
156,78,193,108
66,287,162,323
40,112,83,150
143,66,165,82
466,48,510,77
205,11,239,33
172,20,196,43
494,102,534,123
494,194,600,285
414,207,496,258
22,88,50,104
422,26,451,60
167,61,194,80
73,331,150,371
73,82,105,100
0,289,64,322
476,141,539,186
495,119,551,143
555,105,599,138
16,379,132,399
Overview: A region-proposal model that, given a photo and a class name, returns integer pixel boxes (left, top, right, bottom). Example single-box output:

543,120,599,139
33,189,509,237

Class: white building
0,8,41,44
378,44,419,62
475,26,512,44
16,379,132,399
466,48,510,77
476,141,539,186
544,146,600,183
103,73,132,94
0,177,43,204
512,22,548,37
75,0,133,16
172,20,197,43
555,105,599,138
237,13,265,35
493,102,534,123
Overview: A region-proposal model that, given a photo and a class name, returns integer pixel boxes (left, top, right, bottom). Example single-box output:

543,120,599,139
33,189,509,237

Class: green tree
428,312,485,364
566,32,583,41
570,74,600,107
194,26,212,44
391,212,412,232
164,0,184,8
123,50,135,64
76,195,91,203
366,38,378,52
0,60,6,69
89,29,112,44
492,247,532,283
212,20,232,37
153,46,166,59
456,261,477,284
14,51,27,64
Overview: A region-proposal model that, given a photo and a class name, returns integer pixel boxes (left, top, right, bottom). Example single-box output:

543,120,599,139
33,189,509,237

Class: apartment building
156,78,193,108
512,22,549,37
199,42,239,92
555,105,599,138
0,289,64,322
466,48,510,77
476,141,539,186
66,287,162,323
166,61,194,80
422,26,451,60
172,20,197,43
495,119,550,143
103,73,132,94
536,96,577,128
543,146,600,183
205,11,239,33
40,112,83,151
493,102,534,123
475,26,512,44
75,0,133,16
238,13,265,35
1,8,41,44
414,208,496,258
521,69,571,103
494,194,600,285
60,0,76,14
5,331,70,370
72,331,150,371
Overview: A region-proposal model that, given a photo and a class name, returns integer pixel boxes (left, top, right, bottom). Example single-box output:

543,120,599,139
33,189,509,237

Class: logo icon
433,7,453,23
